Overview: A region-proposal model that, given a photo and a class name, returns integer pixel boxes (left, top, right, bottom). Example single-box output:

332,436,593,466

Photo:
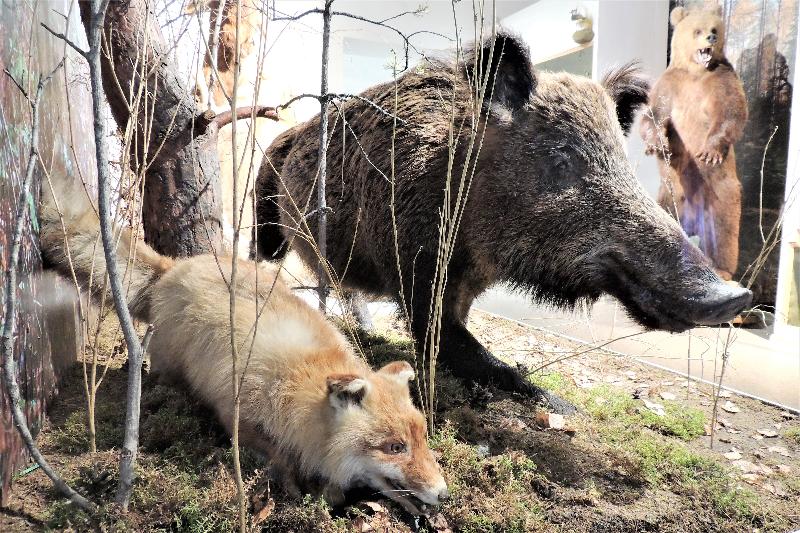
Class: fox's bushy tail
39,183,173,321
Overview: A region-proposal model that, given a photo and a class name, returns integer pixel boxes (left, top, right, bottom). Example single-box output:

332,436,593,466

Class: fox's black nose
707,34,717,44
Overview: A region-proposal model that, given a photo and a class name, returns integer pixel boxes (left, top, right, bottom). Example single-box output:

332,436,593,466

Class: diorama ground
1,309,798,532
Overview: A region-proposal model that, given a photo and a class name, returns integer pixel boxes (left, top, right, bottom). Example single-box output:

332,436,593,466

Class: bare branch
270,7,323,21
276,92,406,125
40,22,89,58
211,105,279,128
315,0,333,312
81,0,146,511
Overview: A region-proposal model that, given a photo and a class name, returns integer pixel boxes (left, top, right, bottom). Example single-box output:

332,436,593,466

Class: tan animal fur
641,6,747,280
39,194,447,514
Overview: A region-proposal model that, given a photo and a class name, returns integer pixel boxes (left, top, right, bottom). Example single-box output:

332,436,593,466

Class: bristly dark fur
601,62,650,134
253,33,745,411
464,31,536,112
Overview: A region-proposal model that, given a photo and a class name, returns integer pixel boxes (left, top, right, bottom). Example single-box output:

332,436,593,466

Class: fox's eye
390,442,406,454
383,441,407,454
711,28,718,35
694,29,702,37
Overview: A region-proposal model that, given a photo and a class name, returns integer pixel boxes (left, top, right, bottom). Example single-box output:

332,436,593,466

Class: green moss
528,371,570,396
48,403,124,454
783,426,800,444
260,495,348,533
431,424,545,532
640,402,706,440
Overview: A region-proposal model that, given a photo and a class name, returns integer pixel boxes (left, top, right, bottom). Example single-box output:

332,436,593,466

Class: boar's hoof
529,386,578,416
445,351,576,414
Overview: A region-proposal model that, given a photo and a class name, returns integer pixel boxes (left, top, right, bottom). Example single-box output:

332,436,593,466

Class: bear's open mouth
695,47,713,67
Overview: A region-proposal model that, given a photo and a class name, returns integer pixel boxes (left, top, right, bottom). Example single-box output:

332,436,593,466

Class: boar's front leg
407,299,575,414
438,319,576,415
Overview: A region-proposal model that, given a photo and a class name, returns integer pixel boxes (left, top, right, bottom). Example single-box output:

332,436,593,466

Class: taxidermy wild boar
253,33,752,412
39,193,447,515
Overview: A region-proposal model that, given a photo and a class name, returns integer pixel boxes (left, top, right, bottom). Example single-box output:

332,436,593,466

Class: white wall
593,0,670,198
774,17,800,335
501,0,598,64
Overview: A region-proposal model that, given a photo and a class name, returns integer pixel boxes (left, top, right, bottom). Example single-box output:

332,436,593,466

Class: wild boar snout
600,197,752,331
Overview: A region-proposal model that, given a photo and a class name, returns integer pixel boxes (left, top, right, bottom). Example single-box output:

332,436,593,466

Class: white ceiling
330,1,537,50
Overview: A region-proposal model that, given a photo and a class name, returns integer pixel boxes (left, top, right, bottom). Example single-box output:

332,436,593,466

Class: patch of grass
593,403,776,528
528,371,571,396
45,451,240,532
431,424,545,533
48,403,124,455
529,374,780,529
784,474,800,497
351,328,415,368
575,383,705,440
783,426,800,444
640,402,706,440
260,495,349,533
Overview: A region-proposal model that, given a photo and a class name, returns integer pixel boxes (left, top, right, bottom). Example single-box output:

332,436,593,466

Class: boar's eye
382,440,407,454
551,153,580,180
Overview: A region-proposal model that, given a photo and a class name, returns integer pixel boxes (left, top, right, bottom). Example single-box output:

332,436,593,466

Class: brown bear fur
640,5,747,280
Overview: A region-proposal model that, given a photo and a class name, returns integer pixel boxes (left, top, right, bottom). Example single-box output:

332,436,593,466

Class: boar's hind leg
431,317,576,415
342,291,373,330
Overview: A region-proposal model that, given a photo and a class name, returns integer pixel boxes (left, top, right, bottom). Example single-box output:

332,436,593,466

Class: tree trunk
79,0,224,257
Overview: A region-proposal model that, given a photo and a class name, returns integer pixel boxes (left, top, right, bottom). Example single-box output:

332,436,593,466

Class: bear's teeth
695,49,712,66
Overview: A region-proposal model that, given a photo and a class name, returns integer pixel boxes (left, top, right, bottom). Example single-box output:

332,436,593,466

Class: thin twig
40,22,89,58
207,0,228,109
227,2,247,531
709,327,734,450
758,126,779,243
314,0,333,312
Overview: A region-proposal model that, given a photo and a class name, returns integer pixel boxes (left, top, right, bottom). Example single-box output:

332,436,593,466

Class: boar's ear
670,6,688,27
378,361,415,385
601,62,650,136
327,374,369,410
465,32,536,112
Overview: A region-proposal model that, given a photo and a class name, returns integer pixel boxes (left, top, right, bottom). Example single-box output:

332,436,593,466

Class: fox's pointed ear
378,361,415,385
601,62,650,135
327,374,369,410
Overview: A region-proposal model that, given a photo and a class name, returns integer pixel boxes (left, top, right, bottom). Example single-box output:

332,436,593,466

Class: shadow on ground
0,326,795,532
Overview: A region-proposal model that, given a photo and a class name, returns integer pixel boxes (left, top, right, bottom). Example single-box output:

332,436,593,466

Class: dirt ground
1,309,798,532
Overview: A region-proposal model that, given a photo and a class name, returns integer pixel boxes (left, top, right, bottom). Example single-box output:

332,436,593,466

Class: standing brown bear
641,5,748,281
255,33,751,413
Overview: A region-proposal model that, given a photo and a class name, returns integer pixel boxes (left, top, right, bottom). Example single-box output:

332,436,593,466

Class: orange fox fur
39,195,446,514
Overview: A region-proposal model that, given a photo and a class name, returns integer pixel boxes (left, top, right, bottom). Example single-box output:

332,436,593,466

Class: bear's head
669,5,726,71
